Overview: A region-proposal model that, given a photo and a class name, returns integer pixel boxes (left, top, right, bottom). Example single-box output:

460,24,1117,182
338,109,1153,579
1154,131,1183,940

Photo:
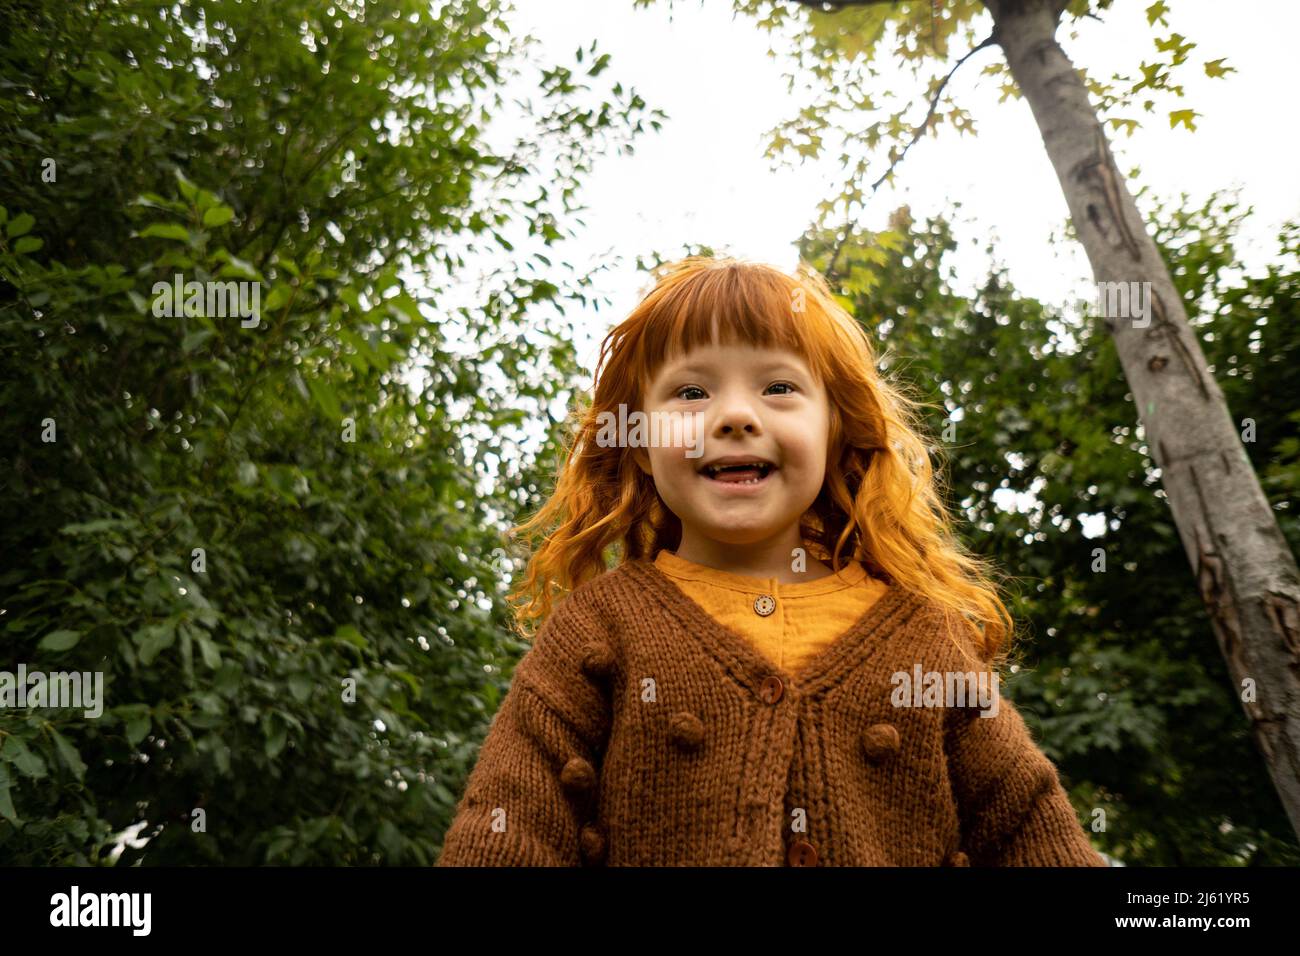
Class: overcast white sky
492,0,1299,379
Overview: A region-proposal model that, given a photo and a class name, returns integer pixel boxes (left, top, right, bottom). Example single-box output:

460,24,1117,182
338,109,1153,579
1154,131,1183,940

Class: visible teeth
706,468,768,483
706,463,770,478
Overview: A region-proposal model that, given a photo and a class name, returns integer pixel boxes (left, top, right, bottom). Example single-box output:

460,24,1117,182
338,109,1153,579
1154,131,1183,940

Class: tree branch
825,30,998,280
869,31,998,194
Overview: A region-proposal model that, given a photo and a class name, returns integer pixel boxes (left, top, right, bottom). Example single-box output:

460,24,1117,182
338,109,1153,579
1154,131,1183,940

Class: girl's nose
713,399,763,436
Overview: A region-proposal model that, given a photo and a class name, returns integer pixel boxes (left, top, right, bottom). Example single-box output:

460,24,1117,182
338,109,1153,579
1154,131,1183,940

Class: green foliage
799,193,1300,865
0,0,657,864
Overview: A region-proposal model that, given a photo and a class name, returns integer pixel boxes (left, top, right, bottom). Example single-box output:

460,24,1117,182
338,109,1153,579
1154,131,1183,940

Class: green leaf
0,768,18,824
288,674,314,702
133,192,183,212
264,716,287,759
202,205,234,227
125,714,151,747
387,292,421,324
6,212,34,238
1,737,47,779
196,635,222,669
216,252,259,279
263,284,290,313
51,730,87,781
306,377,342,420
137,222,190,242
14,236,42,255
334,624,367,650
1168,109,1199,131
1203,58,1236,79
265,832,294,862
182,328,215,353
175,168,200,202
135,622,177,665
38,629,82,652
875,230,905,252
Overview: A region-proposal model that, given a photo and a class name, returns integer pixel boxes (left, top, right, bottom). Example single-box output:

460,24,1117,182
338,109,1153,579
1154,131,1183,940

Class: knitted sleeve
435,590,613,867
944,693,1107,867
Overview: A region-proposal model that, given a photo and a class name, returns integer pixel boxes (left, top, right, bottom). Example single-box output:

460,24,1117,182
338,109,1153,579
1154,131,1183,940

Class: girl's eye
675,382,796,400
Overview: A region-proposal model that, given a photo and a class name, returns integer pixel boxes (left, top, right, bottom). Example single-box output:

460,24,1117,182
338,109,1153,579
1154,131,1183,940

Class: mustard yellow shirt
652,549,889,675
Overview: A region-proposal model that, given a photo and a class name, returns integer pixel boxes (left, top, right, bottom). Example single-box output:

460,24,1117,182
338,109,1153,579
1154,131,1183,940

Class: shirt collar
653,548,869,597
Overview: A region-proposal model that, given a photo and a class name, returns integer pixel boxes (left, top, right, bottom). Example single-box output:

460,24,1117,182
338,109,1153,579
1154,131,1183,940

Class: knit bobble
580,642,615,679
579,824,608,864
560,756,597,792
943,850,970,867
667,711,705,751
861,723,900,762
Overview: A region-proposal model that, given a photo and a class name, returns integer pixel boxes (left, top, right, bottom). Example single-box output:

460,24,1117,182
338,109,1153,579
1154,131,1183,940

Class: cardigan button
667,711,705,751
580,641,615,679
759,675,785,704
943,849,970,867
560,756,597,793
753,594,776,617
787,840,818,866
861,723,900,762
579,824,608,865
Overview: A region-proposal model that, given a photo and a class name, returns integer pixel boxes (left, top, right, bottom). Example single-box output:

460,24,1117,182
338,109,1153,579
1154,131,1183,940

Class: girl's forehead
657,341,811,370
651,348,816,386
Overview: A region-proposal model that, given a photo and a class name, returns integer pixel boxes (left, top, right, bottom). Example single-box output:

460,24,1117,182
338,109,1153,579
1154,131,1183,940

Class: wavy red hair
504,256,1013,665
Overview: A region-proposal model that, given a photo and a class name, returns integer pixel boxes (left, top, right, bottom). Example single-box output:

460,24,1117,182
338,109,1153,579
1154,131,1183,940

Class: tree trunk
984,0,1300,839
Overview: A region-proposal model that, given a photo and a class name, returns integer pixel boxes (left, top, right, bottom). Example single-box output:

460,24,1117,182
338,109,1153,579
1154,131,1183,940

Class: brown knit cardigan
436,558,1107,867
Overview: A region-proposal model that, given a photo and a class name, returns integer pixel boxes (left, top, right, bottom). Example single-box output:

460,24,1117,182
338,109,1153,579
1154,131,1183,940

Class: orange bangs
504,256,1014,667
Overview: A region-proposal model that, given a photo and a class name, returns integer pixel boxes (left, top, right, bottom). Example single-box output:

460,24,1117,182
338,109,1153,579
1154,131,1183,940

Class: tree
638,0,1300,838
801,192,1300,862
0,0,660,863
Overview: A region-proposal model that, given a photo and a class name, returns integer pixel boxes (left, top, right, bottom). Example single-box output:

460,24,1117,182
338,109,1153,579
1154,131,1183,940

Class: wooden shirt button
759,675,784,704
787,840,818,866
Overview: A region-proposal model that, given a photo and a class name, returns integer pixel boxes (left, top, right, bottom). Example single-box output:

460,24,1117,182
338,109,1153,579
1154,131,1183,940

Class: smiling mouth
700,462,775,485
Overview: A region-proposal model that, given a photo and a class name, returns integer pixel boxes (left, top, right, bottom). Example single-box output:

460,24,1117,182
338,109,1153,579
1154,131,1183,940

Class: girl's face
634,341,831,555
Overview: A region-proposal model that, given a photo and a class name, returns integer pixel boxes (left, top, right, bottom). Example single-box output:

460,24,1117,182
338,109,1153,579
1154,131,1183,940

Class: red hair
504,256,1013,665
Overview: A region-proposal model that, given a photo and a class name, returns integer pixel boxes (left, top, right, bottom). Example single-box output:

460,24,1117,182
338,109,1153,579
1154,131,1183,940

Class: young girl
436,256,1107,867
